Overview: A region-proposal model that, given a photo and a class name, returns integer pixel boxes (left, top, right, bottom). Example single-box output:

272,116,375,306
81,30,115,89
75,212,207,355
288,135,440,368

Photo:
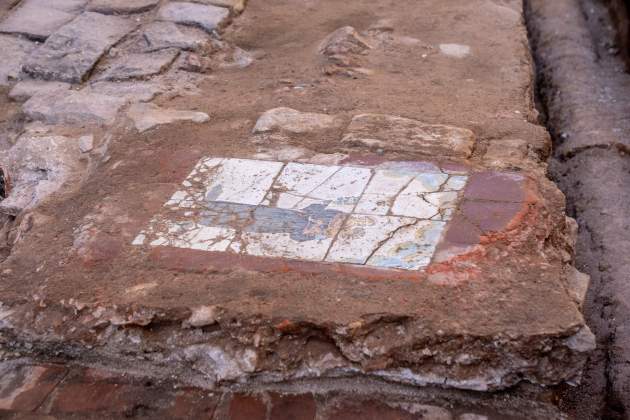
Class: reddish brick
327,400,451,420
464,171,525,202
229,393,267,420
442,216,482,246
45,381,142,413
328,400,416,420
461,200,523,233
162,388,217,419
270,393,317,420
0,364,66,411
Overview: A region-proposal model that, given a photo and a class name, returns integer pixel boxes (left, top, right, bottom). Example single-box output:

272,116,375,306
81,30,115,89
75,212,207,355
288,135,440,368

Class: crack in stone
364,218,420,266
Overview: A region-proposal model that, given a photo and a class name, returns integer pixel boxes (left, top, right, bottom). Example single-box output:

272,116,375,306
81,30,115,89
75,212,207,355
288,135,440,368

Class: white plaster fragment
439,43,471,58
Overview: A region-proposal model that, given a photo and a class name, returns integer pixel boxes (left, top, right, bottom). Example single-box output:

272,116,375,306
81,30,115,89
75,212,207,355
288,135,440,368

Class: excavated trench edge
525,0,630,418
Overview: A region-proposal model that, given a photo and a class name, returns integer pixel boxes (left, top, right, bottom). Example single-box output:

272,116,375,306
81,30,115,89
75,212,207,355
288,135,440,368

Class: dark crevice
525,0,630,418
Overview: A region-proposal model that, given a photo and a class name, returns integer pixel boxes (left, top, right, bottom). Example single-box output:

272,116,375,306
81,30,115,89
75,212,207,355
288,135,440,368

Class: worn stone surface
0,135,82,215
342,114,476,159
0,0,76,41
96,49,179,81
87,0,160,14
23,89,127,125
253,107,342,135
142,21,210,52
8,80,71,102
127,102,210,132
22,12,136,83
157,2,230,33
0,35,35,86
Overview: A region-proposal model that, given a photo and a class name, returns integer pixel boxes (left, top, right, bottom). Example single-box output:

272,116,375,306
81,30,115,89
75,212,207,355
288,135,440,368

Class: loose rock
23,89,127,126
183,305,219,328
22,12,136,83
127,103,210,132
0,35,36,86
142,21,210,52
87,0,160,14
253,107,342,134
157,2,230,33
319,26,372,58
78,135,94,153
342,113,475,159
96,50,180,82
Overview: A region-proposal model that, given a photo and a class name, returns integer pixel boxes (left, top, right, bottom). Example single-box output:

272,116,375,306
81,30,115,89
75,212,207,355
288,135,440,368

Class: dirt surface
0,0,593,416
526,0,630,418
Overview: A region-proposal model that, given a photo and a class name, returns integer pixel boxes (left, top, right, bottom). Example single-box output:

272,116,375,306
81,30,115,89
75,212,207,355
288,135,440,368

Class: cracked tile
326,214,416,264
355,170,414,215
367,220,446,270
134,157,469,272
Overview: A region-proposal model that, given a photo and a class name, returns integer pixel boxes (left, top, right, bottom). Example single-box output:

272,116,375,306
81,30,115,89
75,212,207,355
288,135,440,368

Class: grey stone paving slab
0,35,36,86
41,0,88,13
96,49,179,81
142,21,210,52
87,0,160,14
88,81,164,102
0,0,76,41
22,12,136,83
8,80,71,102
23,89,127,125
157,2,230,33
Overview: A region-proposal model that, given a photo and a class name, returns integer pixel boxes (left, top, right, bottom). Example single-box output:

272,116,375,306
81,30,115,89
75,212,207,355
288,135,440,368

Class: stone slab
23,89,127,125
22,12,136,83
0,0,76,41
157,2,230,33
87,0,160,14
96,49,179,81
253,107,342,134
142,21,210,52
342,114,476,159
0,34,36,86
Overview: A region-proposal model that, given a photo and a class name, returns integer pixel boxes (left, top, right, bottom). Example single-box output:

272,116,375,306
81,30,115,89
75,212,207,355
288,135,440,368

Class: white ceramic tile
326,214,416,264
149,221,235,251
367,220,446,270
355,170,413,215
308,166,372,212
204,158,284,205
